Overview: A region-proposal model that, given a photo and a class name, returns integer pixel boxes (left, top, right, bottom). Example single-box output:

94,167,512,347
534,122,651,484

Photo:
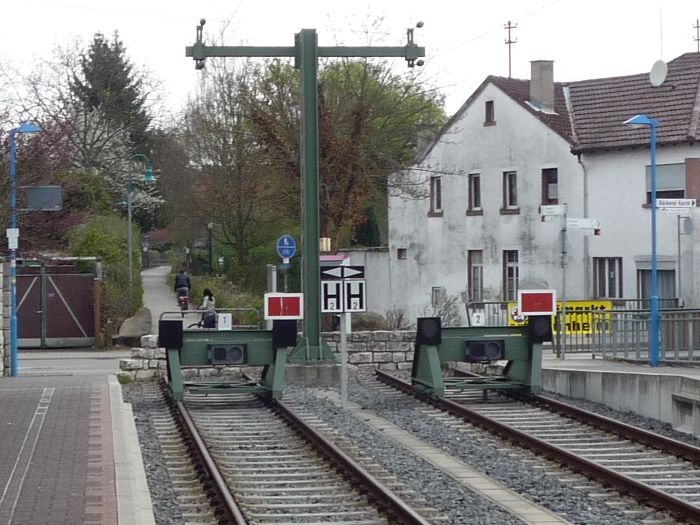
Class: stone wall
119,330,416,381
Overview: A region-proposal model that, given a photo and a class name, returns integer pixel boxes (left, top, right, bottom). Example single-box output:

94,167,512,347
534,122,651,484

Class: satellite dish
649,59,668,87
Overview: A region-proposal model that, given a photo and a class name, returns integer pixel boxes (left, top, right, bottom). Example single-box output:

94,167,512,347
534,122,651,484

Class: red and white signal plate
517,289,557,316
264,293,304,320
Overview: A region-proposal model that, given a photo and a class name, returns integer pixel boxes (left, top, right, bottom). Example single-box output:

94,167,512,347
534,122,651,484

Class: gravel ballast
123,371,694,524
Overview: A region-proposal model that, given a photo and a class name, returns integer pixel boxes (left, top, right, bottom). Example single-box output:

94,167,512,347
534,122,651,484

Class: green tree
354,206,381,246
182,59,288,290
70,32,152,153
248,59,445,247
69,214,143,341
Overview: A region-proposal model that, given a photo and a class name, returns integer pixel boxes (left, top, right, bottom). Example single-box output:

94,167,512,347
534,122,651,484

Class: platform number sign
321,281,343,313
344,280,365,312
321,266,366,313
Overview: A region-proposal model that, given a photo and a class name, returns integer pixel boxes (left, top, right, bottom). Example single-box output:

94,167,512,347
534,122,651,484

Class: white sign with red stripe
517,289,557,316
264,293,304,320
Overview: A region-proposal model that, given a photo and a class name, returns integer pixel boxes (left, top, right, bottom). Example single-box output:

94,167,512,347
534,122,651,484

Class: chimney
530,60,554,111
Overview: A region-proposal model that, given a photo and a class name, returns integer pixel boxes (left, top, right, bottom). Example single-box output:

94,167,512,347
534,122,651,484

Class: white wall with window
580,149,700,306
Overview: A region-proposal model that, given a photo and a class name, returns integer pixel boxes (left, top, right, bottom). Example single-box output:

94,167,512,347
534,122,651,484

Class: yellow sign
507,300,613,334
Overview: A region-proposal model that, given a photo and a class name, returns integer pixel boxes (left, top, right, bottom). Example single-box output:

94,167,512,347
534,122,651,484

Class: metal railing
160,307,262,329
466,298,680,328
465,299,694,361
593,309,700,363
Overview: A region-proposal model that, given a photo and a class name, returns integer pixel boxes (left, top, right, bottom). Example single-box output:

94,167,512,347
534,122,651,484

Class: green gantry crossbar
411,326,541,398
166,329,288,401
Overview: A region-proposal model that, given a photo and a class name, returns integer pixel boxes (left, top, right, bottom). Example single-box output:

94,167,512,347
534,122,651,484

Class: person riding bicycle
174,267,191,301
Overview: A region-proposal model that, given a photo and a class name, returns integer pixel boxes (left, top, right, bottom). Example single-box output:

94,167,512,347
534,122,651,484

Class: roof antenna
694,19,700,53
504,20,517,78
659,7,663,59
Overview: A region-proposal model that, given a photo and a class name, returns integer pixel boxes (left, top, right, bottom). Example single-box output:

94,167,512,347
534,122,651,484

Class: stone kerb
118,330,416,381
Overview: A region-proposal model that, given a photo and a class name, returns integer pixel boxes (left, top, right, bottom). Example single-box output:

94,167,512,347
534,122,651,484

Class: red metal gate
17,264,96,348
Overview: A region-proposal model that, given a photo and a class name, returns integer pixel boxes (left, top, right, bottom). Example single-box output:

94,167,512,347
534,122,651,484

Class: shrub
69,214,144,343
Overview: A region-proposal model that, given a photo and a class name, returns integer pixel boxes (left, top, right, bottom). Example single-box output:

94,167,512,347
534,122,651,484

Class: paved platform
541,352,700,437
0,353,154,525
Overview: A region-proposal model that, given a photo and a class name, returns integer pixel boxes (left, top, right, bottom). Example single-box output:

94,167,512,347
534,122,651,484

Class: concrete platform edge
108,375,156,525
542,362,700,437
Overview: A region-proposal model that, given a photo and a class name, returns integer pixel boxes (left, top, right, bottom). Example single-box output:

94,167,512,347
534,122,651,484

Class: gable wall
387,84,582,324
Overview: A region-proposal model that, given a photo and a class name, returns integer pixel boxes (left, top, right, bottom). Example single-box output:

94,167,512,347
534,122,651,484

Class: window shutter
685,158,700,200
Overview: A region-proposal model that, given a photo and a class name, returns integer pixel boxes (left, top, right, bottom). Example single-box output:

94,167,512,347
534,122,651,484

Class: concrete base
285,362,341,387
542,367,700,438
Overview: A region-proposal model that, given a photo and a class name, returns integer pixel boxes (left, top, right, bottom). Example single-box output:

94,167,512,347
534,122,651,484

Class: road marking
0,387,54,524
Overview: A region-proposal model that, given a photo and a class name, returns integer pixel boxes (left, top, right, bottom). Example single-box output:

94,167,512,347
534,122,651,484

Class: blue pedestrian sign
276,235,297,260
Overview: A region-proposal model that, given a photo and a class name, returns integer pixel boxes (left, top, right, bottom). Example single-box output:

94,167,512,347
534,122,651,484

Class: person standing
200,288,216,328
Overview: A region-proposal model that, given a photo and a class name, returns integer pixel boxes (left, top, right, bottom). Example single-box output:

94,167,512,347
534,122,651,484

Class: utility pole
559,204,568,360
504,20,517,78
694,19,700,53
186,20,424,361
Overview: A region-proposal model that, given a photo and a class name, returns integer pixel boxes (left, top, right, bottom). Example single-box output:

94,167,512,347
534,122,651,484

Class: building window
484,100,495,125
501,171,518,213
431,286,445,307
503,250,519,301
542,168,558,205
468,173,481,212
397,248,407,259
468,250,483,301
637,270,676,301
645,163,685,204
593,257,623,298
429,176,442,215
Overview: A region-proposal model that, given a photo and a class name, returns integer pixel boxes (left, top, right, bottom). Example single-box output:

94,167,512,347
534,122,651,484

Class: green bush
69,214,144,343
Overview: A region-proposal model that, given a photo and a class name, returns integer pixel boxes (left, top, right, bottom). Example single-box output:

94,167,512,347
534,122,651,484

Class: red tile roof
489,75,573,143
566,53,700,153
419,53,700,162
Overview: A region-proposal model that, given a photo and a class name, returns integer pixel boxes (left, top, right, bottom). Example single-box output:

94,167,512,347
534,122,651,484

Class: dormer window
484,100,495,126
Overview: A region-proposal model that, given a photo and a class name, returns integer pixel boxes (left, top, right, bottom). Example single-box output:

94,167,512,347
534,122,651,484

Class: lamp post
207,222,213,276
624,114,659,366
7,122,41,377
126,153,156,302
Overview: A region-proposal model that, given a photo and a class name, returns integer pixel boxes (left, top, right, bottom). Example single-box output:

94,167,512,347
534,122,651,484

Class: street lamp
207,222,213,276
624,114,659,366
126,153,156,301
7,122,41,377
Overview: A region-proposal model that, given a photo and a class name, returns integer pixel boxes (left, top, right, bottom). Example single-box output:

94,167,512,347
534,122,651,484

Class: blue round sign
276,235,297,259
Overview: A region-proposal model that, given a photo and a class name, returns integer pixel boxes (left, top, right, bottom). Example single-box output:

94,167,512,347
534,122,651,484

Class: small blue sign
276,235,297,259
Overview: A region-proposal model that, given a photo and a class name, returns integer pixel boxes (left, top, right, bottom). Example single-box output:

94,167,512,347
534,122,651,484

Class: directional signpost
566,217,601,230
540,202,602,359
658,198,696,208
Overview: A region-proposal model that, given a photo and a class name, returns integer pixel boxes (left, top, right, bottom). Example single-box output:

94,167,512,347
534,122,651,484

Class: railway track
376,369,700,524
172,387,437,524
137,383,223,524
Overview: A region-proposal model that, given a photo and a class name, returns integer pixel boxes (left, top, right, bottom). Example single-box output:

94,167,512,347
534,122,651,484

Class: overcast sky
3,0,700,119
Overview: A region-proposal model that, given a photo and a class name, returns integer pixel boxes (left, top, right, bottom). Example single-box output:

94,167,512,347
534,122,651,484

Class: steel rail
271,398,432,525
376,370,700,524
175,400,248,525
452,369,700,463
532,394,700,461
